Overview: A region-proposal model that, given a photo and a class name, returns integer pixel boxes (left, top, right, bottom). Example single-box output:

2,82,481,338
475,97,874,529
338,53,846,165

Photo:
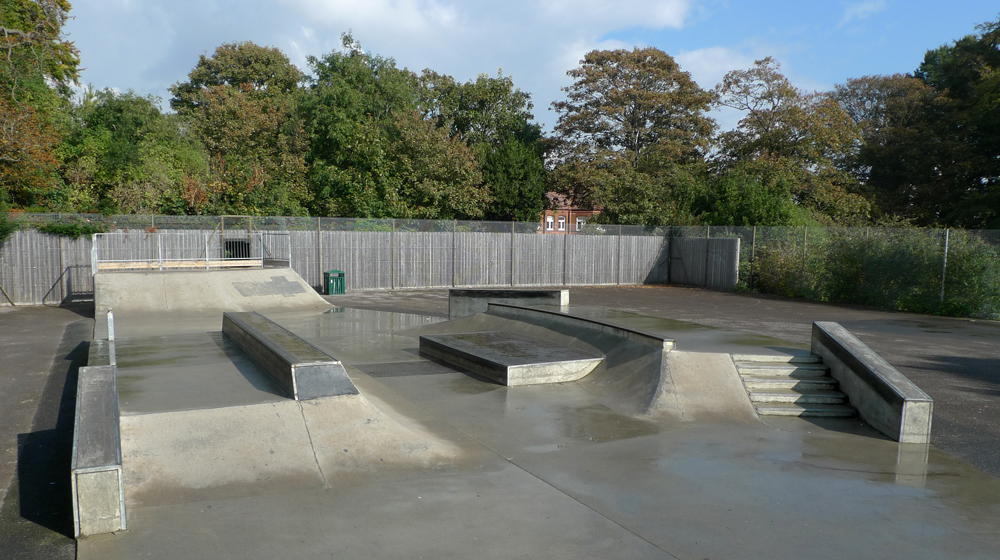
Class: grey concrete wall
811,321,933,443
72,364,126,537
449,289,569,319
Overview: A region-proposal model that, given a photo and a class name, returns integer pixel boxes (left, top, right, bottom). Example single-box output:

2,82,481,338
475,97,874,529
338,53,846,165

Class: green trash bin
324,270,345,295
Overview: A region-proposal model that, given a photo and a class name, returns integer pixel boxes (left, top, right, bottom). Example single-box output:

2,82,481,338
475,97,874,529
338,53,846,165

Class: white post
157,233,163,271
205,234,210,270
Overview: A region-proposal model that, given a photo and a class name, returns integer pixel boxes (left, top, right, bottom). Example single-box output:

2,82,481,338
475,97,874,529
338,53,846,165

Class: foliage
0,210,18,245
714,58,870,225
699,165,804,227
36,219,103,238
550,46,715,225
421,69,547,221
170,42,308,216
0,0,80,102
170,42,303,112
59,90,210,214
0,97,62,208
913,17,1000,228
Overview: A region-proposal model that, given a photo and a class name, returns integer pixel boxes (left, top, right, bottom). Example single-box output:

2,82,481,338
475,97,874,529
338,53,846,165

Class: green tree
421,69,547,221
914,17,1000,227
59,90,210,214
833,74,959,224
715,58,869,225
551,47,716,225
171,42,308,215
0,0,80,210
170,41,303,112
302,34,491,219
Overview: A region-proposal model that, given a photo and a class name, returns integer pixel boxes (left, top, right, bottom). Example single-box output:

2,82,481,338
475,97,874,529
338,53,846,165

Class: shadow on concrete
209,331,288,399
910,355,1000,388
15,429,75,537
0,334,89,560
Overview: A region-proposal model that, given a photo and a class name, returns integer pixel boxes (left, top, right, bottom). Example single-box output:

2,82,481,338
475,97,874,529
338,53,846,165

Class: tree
715,58,869,225
913,17,1000,227
59,90,210,213
550,47,716,225
421,69,548,221
170,42,303,113
314,111,487,219
833,74,960,224
171,42,308,215
0,0,80,210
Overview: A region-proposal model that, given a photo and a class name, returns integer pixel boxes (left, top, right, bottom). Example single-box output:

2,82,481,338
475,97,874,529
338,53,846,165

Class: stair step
742,376,838,390
748,389,847,404
731,353,821,364
754,403,857,417
734,362,829,377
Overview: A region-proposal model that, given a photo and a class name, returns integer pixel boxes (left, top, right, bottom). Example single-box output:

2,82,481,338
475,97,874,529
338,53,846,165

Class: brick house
540,192,601,234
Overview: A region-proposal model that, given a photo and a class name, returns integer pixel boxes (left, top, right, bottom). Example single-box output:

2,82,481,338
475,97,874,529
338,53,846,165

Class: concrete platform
75,306,1000,560
419,331,603,386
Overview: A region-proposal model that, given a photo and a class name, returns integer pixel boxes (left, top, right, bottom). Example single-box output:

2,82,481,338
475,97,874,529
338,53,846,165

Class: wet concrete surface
327,286,1000,479
115,332,286,415
0,304,90,560
4,283,1000,559
81,304,1000,559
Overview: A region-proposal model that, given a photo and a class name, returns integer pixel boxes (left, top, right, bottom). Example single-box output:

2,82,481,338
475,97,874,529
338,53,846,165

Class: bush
36,221,105,238
0,213,18,246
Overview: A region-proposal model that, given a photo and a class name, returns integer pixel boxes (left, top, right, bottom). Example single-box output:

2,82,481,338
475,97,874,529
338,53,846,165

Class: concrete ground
2,283,999,559
327,285,1000,479
0,304,91,560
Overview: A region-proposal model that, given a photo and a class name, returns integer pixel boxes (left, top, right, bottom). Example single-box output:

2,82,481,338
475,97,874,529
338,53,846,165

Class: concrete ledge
72,365,126,537
419,331,603,386
449,289,569,319
811,321,933,443
485,303,675,351
222,312,358,400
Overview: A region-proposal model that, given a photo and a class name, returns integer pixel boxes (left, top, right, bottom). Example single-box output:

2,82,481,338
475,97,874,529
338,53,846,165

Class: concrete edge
484,303,675,351
449,289,569,319
222,312,358,400
71,364,126,538
811,321,933,443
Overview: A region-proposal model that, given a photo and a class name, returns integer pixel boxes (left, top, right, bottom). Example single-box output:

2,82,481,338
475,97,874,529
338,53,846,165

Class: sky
65,1,999,131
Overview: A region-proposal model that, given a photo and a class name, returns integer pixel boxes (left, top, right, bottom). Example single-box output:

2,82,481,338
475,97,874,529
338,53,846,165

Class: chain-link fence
3,213,999,320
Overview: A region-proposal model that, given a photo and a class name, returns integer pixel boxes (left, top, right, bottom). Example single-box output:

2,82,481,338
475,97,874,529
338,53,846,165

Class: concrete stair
733,354,856,418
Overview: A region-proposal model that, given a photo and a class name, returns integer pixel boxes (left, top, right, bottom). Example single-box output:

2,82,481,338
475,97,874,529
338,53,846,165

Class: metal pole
452,220,457,287
317,217,323,284
157,233,163,272
750,226,756,291
940,228,950,304
510,221,515,287
391,219,396,290
563,227,569,287
800,226,807,296
617,224,622,285
205,234,210,270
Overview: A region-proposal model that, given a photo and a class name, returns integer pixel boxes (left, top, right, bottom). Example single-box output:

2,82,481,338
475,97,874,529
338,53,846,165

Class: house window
557,216,566,231
576,217,586,231
546,216,554,231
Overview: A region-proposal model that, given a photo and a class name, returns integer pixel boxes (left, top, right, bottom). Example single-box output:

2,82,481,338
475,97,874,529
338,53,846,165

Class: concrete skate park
3,266,1000,559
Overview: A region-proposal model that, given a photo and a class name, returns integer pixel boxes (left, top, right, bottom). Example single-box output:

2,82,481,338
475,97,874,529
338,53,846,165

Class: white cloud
839,1,887,29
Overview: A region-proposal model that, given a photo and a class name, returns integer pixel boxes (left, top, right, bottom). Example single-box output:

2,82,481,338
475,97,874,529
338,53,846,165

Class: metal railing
91,232,266,272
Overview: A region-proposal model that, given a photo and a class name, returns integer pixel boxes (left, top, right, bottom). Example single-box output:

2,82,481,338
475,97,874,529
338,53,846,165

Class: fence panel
513,233,565,286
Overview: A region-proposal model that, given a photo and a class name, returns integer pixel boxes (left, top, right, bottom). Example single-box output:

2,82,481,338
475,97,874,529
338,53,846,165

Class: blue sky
65,1,998,131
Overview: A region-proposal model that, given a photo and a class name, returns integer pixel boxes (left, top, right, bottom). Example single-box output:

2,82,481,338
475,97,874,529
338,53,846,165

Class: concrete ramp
95,268,329,315
120,394,463,508
404,305,760,423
